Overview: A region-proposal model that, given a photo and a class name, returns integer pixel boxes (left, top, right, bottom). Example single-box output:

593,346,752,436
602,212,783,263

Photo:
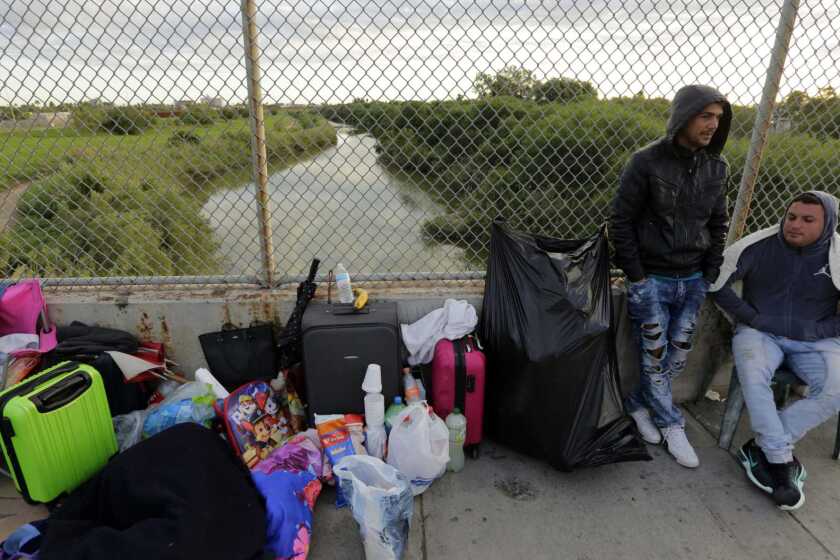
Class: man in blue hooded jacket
610,85,731,468
710,190,840,511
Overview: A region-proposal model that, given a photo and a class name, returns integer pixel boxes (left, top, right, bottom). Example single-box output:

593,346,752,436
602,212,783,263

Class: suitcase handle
29,372,92,413
331,305,370,315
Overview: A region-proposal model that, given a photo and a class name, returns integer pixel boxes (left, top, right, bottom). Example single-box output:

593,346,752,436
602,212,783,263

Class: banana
353,288,369,310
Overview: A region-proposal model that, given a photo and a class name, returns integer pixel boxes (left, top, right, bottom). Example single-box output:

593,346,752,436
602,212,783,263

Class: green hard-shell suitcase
0,361,117,503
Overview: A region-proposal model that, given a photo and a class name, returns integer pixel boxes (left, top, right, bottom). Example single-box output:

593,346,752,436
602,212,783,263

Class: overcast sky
1,0,838,106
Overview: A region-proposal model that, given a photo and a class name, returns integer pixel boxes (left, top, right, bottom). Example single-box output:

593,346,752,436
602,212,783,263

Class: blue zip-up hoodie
711,190,840,340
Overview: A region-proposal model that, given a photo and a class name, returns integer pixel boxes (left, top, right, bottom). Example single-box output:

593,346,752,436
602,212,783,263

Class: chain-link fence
0,0,838,287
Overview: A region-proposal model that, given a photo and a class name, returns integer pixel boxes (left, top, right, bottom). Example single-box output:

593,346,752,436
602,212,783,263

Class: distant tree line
320,68,840,263
472,66,598,103
778,86,840,139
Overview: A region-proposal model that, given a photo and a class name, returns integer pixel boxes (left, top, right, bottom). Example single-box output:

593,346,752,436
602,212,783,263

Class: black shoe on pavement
737,439,773,494
768,457,807,511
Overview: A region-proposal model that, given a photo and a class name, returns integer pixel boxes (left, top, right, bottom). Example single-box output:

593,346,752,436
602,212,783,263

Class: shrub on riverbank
70,105,157,135
170,115,336,187
1,160,219,277
0,112,337,278
322,97,839,262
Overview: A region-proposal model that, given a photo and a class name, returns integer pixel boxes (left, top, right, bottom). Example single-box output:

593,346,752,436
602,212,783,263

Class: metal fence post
694,0,800,401
241,0,276,287
726,0,800,245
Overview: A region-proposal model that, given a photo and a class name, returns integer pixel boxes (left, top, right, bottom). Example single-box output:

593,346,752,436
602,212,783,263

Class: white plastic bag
334,455,413,560
386,402,449,495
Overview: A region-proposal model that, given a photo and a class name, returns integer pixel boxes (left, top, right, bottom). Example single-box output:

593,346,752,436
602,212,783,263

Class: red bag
129,341,166,383
431,335,486,455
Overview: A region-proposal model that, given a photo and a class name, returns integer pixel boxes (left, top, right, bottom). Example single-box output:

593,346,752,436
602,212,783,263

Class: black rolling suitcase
301,301,401,417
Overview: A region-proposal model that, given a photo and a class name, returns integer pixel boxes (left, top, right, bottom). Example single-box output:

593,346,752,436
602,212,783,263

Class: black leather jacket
609,85,731,283
610,140,729,282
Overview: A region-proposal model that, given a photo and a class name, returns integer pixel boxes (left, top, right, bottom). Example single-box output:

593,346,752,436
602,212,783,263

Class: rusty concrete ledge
41,281,732,402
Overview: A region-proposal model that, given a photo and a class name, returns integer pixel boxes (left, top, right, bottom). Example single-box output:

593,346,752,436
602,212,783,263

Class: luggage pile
0,272,487,560
0,226,650,558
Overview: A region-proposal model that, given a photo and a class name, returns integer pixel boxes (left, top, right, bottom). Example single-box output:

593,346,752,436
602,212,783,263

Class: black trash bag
479,220,650,471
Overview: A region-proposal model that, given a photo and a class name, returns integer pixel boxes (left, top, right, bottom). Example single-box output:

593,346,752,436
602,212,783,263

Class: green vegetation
532,77,598,104
179,106,217,126
779,86,840,139
69,104,157,135
0,109,336,278
472,66,597,103
2,73,837,277
321,79,839,263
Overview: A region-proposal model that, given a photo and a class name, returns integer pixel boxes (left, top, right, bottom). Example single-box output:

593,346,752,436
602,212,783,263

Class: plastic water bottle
403,370,420,404
445,408,467,473
335,263,354,304
384,396,406,432
416,377,427,402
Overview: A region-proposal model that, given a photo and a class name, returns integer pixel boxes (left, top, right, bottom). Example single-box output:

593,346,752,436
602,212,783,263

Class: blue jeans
733,325,840,463
625,276,708,428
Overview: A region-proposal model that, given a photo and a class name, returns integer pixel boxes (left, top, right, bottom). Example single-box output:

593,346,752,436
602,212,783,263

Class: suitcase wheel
467,444,480,460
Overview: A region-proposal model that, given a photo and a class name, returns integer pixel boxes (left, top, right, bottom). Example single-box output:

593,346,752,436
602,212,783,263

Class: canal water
202,126,466,279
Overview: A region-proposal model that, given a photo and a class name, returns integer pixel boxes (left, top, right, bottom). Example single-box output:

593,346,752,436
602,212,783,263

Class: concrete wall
44,282,735,402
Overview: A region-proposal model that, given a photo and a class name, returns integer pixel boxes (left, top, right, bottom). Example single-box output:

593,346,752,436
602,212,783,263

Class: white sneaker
629,409,662,444
662,426,700,468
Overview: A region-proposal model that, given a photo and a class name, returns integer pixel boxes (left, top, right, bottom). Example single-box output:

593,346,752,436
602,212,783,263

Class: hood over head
666,84,732,155
779,190,839,250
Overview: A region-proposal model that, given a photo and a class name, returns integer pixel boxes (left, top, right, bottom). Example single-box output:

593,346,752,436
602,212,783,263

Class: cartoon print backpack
216,380,297,469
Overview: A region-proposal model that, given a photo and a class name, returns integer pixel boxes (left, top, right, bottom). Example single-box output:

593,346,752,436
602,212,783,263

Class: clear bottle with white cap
335,263,354,304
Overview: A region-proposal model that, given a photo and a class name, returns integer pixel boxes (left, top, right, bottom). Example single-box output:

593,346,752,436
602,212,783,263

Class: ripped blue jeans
625,276,708,428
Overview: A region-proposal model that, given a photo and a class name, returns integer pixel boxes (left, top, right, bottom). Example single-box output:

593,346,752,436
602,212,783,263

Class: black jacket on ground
40,423,268,560
609,85,732,282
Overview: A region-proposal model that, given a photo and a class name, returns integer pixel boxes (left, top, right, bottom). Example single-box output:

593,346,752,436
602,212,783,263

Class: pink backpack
0,279,57,357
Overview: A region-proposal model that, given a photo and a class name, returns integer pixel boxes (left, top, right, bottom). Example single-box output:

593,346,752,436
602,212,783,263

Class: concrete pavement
0,400,837,559
310,400,840,560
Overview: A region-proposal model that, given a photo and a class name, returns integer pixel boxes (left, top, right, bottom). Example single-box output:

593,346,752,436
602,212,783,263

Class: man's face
677,102,724,151
783,201,825,247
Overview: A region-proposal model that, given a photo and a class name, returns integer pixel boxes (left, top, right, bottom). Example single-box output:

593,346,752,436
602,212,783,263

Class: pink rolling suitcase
431,334,486,458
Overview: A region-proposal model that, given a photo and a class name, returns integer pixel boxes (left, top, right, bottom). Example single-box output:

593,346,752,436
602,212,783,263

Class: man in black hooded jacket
610,85,731,468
